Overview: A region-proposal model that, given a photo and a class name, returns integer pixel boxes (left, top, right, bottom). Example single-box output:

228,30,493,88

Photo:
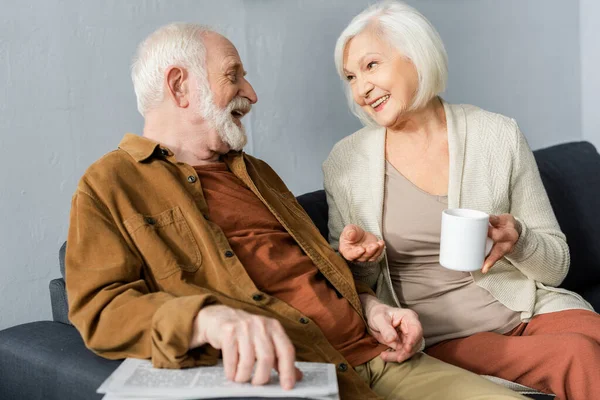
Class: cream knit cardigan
323,100,593,321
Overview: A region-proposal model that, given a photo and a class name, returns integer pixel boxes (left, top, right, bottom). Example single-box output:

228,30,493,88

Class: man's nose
240,77,258,104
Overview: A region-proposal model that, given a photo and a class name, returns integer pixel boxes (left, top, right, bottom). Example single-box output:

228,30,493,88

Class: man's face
194,32,258,151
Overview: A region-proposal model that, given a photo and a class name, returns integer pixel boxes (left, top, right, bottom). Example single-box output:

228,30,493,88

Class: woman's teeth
372,95,389,108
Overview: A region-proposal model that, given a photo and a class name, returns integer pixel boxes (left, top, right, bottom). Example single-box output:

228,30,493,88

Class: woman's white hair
131,22,211,116
334,1,448,126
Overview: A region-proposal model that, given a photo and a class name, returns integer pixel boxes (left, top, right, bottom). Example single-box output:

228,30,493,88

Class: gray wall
0,0,587,330
581,0,600,149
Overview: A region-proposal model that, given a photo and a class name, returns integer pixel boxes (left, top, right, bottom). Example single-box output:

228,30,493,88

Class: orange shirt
195,162,385,366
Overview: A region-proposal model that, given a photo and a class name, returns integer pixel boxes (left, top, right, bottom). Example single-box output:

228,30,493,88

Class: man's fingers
378,320,399,344
271,322,297,390
295,367,303,381
221,326,239,381
251,323,276,386
234,322,256,383
379,348,412,364
399,317,422,347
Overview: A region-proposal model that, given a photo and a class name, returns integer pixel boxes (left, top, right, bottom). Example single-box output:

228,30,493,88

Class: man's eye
229,74,237,83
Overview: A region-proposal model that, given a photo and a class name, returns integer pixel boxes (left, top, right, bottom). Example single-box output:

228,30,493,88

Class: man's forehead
203,32,241,63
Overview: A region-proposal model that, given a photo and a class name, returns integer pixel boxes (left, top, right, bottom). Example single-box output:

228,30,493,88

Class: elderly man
66,23,525,400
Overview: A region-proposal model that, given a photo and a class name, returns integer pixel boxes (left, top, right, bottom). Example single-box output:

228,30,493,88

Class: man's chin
222,133,247,152
227,139,247,152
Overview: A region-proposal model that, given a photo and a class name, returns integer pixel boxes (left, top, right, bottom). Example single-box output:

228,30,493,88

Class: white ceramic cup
439,208,494,272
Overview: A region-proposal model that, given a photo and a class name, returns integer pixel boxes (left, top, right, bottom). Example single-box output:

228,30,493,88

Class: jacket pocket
124,207,202,279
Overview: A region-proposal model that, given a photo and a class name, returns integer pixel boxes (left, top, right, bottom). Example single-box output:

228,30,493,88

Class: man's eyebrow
225,61,242,71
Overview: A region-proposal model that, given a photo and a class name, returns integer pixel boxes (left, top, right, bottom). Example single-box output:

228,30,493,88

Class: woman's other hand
339,224,386,262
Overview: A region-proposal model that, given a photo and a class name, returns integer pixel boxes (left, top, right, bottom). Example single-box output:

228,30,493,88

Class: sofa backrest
532,141,600,292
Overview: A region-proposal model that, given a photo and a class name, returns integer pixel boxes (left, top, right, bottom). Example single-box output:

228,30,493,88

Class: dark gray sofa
1,141,599,400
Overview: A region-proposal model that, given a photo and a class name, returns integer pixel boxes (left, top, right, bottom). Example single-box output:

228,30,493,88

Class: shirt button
144,217,156,225
187,175,197,183
299,317,309,325
160,148,169,156
252,293,264,302
337,363,348,372
224,250,234,258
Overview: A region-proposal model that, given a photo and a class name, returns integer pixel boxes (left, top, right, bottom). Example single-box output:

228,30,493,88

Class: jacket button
144,217,156,225
224,250,234,258
337,363,348,372
160,148,169,156
187,175,197,183
299,317,309,324
252,293,264,302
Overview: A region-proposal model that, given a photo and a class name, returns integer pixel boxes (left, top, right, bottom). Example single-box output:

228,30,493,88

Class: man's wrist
359,294,384,317
189,312,205,349
190,304,222,349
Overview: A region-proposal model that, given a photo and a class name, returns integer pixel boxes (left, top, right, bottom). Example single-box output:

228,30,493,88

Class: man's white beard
198,82,250,151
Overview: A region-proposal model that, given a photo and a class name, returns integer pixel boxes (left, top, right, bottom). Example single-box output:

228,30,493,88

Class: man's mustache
227,97,252,116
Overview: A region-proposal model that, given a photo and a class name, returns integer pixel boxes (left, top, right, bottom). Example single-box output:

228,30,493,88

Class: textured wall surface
581,0,600,149
0,0,585,329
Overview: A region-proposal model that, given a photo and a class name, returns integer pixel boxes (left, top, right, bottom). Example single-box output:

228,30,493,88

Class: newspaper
98,358,339,399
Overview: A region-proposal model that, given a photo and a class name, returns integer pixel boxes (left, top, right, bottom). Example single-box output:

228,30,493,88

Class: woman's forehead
343,30,394,68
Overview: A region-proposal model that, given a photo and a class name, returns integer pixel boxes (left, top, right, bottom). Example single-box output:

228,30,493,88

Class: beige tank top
383,161,521,347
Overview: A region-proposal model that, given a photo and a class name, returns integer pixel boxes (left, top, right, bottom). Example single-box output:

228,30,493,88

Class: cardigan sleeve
504,121,570,287
322,151,381,288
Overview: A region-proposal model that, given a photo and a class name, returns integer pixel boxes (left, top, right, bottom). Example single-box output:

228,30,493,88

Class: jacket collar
118,133,163,162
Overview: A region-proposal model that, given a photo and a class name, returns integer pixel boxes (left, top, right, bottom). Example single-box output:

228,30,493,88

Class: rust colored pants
425,310,600,400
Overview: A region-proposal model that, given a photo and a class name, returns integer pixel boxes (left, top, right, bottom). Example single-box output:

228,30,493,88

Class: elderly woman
323,1,600,399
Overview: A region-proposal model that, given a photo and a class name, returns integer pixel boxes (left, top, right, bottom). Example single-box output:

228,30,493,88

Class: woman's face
343,28,419,127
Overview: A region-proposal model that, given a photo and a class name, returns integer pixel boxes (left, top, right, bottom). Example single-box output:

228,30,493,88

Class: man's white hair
334,1,448,126
131,22,210,116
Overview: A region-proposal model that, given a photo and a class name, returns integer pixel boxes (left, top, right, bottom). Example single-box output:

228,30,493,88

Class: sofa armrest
50,278,71,325
0,321,121,400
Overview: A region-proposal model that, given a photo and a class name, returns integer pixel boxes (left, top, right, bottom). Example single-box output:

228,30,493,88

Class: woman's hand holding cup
339,224,385,263
482,214,521,273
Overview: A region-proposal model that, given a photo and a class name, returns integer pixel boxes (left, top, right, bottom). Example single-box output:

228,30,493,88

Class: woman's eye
346,75,355,81
367,61,377,70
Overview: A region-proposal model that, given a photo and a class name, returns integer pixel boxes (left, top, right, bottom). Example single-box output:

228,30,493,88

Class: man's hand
360,294,423,363
482,214,520,274
339,224,385,263
190,305,302,389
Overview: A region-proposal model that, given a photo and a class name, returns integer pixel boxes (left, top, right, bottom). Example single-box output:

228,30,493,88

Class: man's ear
165,66,190,108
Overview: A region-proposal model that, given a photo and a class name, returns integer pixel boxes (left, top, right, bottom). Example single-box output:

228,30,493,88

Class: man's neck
143,112,225,166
